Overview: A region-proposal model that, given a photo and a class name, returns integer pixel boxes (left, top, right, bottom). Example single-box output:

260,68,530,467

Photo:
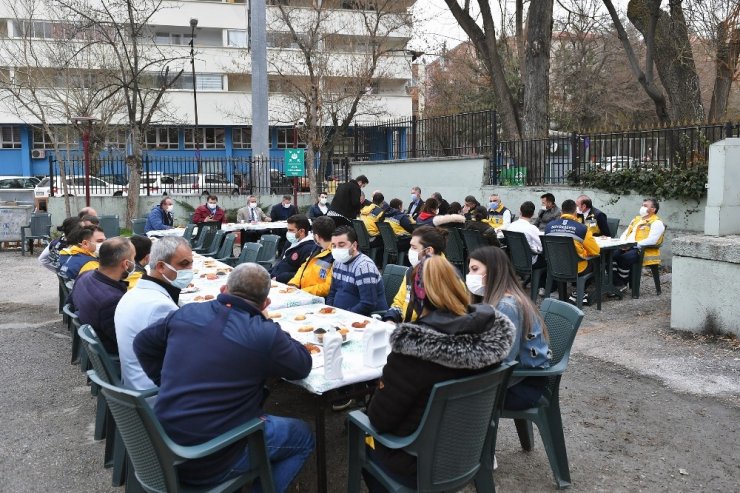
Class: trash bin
0,204,34,243
499,167,527,186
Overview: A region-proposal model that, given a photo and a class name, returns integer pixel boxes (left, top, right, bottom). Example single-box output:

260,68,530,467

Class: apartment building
0,0,415,177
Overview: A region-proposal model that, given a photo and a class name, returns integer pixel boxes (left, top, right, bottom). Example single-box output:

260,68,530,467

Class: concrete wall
671,235,740,337
352,157,707,265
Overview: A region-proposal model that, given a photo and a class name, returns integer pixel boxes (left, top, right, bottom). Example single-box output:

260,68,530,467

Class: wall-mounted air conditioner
31,149,46,159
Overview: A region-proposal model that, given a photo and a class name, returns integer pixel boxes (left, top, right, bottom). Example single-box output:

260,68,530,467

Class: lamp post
189,18,200,170
70,116,100,207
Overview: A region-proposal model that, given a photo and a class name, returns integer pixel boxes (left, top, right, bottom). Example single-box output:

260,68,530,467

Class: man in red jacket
192,195,227,224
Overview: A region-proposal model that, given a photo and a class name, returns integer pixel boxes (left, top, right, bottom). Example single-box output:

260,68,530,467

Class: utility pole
250,0,270,192
189,18,201,173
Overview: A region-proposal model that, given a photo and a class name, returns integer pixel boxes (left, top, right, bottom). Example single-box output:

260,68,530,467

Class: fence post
48,154,54,197
411,115,418,159
571,132,580,181
145,154,151,197
725,121,733,138
353,122,359,161
490,111,498,185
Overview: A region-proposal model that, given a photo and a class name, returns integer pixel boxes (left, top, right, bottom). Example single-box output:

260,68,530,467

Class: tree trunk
522,0,554,139
628,0,705,122
125,125,141,229
708,22,740,122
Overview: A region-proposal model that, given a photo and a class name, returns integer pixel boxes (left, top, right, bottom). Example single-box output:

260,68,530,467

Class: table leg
600,249,623,299
314,396,328,493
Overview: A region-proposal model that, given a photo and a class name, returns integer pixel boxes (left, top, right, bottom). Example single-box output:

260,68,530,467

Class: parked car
269,168,310,194
139,172,176,195
171,173,240,196
97,174,129,187
0,176,40,189
34,176,128,197
597,156,639,172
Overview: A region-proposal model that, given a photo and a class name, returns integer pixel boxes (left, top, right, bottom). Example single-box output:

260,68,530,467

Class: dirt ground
0,249,738,492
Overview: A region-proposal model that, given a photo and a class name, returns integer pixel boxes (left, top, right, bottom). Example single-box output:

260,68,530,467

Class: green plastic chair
225,242,262,267
209,233,236,261
195,229,225,255
605,218,619,238
99,215,121,238
256,234,280,269
502,230,547,302
500,298,584,489
131,218,147,236
352,219,382,265
63,303,82,364
21,213,51,256
191,222,220,249
182,223,196,245
630,235,665,298
376,221,407,269
444,226,467,275
58,273,71,317
542,235,601,310
461,228,489,253
348,362,516,493
88,372,276,493
371,264,409,316
78,325,127,486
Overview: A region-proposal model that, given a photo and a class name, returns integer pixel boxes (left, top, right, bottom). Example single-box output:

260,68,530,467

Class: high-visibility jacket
288,248,334,297
384,208,415,236
483,203,511,229
58,245,99,281
360,203,385,237
622,214,665,266
545,214,600,273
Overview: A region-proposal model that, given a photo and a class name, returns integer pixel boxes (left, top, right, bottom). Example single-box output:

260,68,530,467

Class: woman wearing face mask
192,195,227,224
308,192,330,219
382,226,451,323
467,246,552,410
364,255,514,492
414,198,465,227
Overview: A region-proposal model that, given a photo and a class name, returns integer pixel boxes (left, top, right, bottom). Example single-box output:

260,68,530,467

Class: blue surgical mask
410,194,417,202
162,262,194,290
489,201,498,210
286,231,298,244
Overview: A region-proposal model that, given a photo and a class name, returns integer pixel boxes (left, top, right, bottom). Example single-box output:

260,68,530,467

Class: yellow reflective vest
288,248,334,297
623,214,665,266
360,203,385,237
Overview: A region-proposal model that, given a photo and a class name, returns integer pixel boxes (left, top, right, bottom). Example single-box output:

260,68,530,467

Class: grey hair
148,236,190,269
227,263,271,305
99,237,133,268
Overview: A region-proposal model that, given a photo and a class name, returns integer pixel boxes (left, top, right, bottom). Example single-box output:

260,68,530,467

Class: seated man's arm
266,326,312,380
597,213,611,237
148,209,167,230
638,220,665,247
350,270,380,315
325,272,338,306
133,312,176,387
583,231,601,257
382,282,406,322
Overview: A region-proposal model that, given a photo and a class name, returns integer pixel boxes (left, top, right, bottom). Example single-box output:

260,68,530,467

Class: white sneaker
493,454,498,471
538,288,546,297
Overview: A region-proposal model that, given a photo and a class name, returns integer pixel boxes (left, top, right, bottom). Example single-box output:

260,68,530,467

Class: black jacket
330,180,363,219
270,237,320,283
269,203,298,222
577,207,610,236
367,304,514,477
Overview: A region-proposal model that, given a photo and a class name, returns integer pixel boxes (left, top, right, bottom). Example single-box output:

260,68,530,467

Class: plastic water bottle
323,330,343,380
363,324,389,368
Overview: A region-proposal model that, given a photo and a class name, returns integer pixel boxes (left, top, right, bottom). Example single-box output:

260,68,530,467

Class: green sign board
284,148,305,177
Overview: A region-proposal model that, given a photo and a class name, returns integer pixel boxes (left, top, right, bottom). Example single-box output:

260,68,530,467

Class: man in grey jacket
114,236,193,390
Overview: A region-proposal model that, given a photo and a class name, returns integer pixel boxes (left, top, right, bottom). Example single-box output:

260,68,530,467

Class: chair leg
95,394,108,442
651,265,661,295
111,429,127,486
124,454,145,493
514,418,535,451
347,421,366,493
630,263,642,299
537,403,572,489
575,279,585,310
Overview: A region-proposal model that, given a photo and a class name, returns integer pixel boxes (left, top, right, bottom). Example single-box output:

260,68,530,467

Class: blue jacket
133,293,312,484
326,253,388,315
269,203,298,221
71,270,128,355
308,203,329,219
271,235,320,283
145,205,173,232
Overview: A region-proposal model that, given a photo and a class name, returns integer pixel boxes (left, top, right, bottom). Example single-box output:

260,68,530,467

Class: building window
227,30,247,48
0,127,22,149
232,127,252,149
105,128,128,150
154,32,192,45
32,126,75,149
276,128,306,149
175,74,224,91
185,128,226,149
145,127,179,150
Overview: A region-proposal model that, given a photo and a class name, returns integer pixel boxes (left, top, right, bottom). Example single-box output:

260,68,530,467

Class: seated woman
414,198,465,227
365,255,514,491
464,205,501,247
467,246,552,410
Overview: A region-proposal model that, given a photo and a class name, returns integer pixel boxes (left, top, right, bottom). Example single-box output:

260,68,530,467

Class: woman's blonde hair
419,255,469,316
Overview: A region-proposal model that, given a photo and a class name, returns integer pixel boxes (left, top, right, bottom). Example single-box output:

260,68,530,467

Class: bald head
226,263,271,305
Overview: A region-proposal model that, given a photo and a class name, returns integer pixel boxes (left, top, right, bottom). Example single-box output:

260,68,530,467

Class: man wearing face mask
326,225,388,315
308,192,330,219
70,236,134,355
483,193,512,230
612,198,665,291
145,197,175,233
575,194,611,237
237,195,271,223
270,195,299,222
533,193,561,230
115,236,193,391
193,195,227,224
406,186,423,220
270,214,319,283
58,225,106,282
288,216,336,296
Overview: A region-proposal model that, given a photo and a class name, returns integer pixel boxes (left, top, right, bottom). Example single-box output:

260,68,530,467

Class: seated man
116,236,192,391
576,194,610,237
431,192,450,215
288,216,335,297
461,195,481,219
464,205,501,247
236,195,271,223
270,195,298,222
545,199,600,305
483,193,512,230
126,235,152,289
359,192,386,247
270,214,319,283
383,198,415,251
77,206,97,218
39,216,80,272
192,195,227,224
326,226,388,315
406,186,423,220
145,197,174,232
533,193,561,230
134,263,314,490
307,192,330,219
507,201,547,292
613,198,666,290
70,236,134,355
58,225,106,282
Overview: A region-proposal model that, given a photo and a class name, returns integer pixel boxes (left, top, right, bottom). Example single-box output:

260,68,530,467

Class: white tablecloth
146,227,185,238
222,221,288,232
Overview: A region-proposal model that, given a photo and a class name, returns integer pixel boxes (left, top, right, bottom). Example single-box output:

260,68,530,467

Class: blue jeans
212,415,315,493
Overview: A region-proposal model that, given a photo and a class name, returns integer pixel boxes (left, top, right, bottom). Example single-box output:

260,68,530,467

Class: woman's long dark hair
468,246,547,340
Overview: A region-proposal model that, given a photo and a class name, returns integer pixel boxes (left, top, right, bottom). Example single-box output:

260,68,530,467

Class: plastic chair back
237,242,262,265
461,228,488,253
381,264,408,307
542,235,581,283
502,230,535,274
181,223,196,244
29,213,52,237
606,218,619,238
78,325,121,386
351,219,373,256
376,222,398,256
131,218,147,236
211,233,236,260
99,215,121,238
538,298,583,389
256,234,280,265
192,221,220,247
444,227,466,271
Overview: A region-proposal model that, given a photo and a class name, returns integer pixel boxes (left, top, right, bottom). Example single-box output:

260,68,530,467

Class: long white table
146,227,185,238
221,221,288,232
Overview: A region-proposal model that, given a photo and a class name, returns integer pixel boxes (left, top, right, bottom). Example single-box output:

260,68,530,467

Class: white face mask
465,274,486,296
124,260,136,277
94,242,102,255
286,231,298,244
639,206,649,217
208,203,218,210
283,202,291,209
166,205,174,213
333,248,351,263
541,205,548,211
162,262,194,290
248,202,257,209
319,198,328,205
